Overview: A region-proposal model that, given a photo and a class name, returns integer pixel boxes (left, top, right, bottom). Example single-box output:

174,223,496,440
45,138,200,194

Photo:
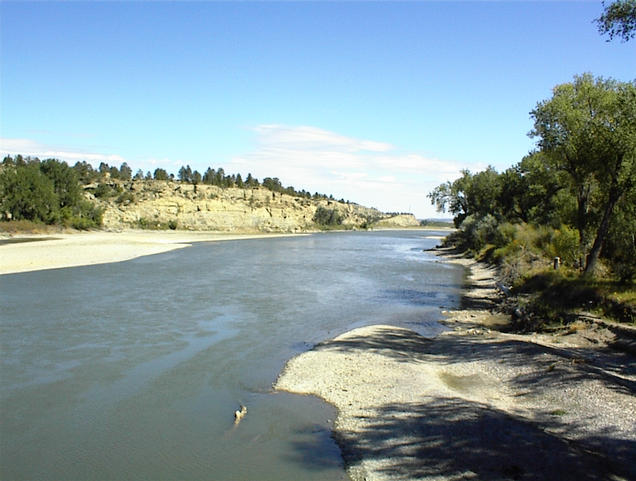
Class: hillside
87,179,419,232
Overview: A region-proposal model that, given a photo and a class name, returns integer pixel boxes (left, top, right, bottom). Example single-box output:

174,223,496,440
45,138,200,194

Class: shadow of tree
288,325,636,480
317,327,636,395
335,396,635,481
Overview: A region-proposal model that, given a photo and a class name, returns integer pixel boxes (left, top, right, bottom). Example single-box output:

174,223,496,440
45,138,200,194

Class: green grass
515,270,635,326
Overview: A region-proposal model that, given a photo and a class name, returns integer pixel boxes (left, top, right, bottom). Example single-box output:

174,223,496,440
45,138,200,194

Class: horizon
1,1,634,218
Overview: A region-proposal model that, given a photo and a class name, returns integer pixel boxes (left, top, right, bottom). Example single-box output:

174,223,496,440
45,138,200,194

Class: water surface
1,230,463,480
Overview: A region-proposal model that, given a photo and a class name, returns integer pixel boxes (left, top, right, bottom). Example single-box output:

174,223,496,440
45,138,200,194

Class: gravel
275,252,636,481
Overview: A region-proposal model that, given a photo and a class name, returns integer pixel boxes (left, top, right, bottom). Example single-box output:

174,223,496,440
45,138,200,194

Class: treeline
430,74,635,282
0,155,103,228
1,154,353,228
66,157,346,203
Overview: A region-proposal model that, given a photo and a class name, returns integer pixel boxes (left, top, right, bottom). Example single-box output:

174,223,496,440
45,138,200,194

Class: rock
92,180,415,232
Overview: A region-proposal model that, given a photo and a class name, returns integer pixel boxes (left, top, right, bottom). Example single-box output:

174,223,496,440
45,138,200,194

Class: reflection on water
0,230,463,480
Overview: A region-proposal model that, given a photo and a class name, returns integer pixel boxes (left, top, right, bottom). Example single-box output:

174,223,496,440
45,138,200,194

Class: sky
1,1,634,218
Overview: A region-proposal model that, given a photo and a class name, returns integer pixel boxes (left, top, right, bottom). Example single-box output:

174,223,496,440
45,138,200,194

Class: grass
0,220,58,234
515,269,635,326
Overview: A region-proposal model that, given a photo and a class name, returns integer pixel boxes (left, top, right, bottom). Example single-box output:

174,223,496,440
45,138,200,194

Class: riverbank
275,248,636,481
0,230,298,275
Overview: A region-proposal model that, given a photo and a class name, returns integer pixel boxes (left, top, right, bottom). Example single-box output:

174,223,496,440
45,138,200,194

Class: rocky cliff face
88,180,420,232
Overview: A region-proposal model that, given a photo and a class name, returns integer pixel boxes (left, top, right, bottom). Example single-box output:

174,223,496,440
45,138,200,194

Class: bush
313,206,343,227
550,225,579,266
136,217,176,230
93,183,116,198
116,191,135,204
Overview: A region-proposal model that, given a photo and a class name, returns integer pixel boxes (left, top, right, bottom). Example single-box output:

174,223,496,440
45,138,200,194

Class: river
0,230,463,480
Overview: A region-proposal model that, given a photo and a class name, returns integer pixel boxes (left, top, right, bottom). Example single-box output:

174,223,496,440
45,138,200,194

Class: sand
0,230,296,275
275,249,636,481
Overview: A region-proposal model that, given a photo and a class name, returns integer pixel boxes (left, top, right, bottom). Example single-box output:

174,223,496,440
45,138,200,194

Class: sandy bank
0,231,297,275
275,250,636,481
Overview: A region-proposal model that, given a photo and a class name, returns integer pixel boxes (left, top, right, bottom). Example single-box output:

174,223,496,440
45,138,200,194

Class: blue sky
1,1,634,218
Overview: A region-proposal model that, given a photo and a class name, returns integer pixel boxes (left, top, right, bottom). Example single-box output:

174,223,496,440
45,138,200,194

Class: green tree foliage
0,157,102,228
428,166,501,227
430,74,636,280
73,161,99,184
313,206,343,227
178,165,192,183
40,158,83,209
119,162,132,181
0,162,58,223
596,0,636,41
530,74,636,274
153,168,169,181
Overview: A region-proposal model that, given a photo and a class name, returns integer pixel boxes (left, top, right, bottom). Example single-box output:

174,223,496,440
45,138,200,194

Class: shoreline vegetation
275,246,636,481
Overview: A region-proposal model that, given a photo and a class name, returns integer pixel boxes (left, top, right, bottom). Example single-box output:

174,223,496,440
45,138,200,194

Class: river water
1,230,463,480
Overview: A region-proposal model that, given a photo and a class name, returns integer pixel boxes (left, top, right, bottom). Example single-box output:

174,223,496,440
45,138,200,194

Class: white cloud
253,124,393,153
0,138,126,165
226,124,481,218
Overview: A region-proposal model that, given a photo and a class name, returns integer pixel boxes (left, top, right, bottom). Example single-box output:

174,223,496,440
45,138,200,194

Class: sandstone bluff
88,179,420,232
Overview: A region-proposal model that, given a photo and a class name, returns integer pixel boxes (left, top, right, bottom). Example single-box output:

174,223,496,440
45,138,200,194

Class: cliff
87,179,420,232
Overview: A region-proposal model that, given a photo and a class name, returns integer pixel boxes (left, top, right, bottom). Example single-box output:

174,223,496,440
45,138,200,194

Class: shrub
313,206,343,227
550,225,579,266
116,191,135,204
93,183,116,198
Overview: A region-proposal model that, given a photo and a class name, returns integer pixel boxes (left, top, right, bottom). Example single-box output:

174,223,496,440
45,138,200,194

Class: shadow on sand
298,326,636,480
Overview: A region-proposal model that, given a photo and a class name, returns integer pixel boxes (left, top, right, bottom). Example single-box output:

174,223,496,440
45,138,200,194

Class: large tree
596,0,636,42
428,167,501,227
530,74,636,274
0,162,58,222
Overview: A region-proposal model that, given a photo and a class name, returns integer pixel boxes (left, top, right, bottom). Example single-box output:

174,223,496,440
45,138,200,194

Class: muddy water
0,230,463,480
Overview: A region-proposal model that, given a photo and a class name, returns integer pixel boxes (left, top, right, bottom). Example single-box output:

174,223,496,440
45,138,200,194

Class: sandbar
0,230,296,275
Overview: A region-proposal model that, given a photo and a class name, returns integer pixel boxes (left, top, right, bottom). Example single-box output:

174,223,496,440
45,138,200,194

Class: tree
596,0,636,41
428,167,501,227
530,74,636,274
39,159,82,209
73,161,98,184
119,162,132,181
498,152,571,226
215,168,225,187
0,162,58,222
203,167,216,184
178,165,192,183
246,173,259,187
153,168,169,181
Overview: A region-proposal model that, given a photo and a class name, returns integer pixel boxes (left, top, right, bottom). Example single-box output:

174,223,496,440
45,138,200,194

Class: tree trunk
584,191,619,276
576,186,590,269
